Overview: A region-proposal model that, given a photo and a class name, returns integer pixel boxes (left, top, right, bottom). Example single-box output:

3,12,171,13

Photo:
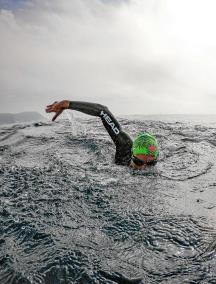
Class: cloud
0,0,216,115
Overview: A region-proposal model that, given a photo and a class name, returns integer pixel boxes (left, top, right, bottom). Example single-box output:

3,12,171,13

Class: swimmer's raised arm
45,100,132,146
46,100,114,120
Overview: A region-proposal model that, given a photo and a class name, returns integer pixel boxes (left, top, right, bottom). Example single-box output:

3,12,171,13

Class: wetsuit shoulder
115,131,133,165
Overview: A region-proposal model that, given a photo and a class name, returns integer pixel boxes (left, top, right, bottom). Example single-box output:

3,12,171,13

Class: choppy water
0,116,216,284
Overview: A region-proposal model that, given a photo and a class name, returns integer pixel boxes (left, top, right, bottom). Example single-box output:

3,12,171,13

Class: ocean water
0,115,216,284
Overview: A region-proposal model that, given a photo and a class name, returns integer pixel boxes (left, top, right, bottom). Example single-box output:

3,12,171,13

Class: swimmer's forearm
68,101,107,117
46,100,113,122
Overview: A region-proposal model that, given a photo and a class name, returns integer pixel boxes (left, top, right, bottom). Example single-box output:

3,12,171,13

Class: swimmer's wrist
62,100,70,109
68,101,73,109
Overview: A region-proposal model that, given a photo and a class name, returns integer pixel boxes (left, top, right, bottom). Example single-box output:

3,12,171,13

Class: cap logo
148,145,156,152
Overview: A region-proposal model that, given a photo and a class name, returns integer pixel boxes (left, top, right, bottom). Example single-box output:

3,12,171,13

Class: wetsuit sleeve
68,101,133,165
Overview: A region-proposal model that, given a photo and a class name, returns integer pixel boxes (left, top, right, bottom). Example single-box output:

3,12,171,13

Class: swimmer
46,100,159,170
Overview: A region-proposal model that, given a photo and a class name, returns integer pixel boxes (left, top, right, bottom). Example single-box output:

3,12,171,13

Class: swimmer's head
130,133,159,169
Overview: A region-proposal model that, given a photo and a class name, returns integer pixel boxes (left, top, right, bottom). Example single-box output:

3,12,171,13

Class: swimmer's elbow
97,104,109,114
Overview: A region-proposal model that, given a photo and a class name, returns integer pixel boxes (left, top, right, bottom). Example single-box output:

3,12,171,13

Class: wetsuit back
69,101,133,165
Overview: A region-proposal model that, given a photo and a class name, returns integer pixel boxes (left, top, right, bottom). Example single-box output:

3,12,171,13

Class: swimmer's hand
46,100,70,121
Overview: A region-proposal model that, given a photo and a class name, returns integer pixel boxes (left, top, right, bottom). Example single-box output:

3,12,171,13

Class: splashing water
64,110,77,135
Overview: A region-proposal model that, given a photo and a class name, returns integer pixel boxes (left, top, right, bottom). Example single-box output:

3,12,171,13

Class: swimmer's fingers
46,102,59,113
46,103,56,108
52,109,63,121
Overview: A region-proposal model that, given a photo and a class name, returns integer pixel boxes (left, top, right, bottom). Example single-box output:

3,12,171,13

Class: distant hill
0,112,46,125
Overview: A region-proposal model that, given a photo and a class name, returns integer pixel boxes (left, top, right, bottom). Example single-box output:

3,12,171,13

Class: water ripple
0,119,216,283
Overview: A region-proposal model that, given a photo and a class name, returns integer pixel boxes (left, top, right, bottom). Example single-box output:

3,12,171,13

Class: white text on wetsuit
100,110,120,135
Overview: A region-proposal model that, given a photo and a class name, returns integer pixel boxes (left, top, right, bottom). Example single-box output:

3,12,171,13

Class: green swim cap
132,133,159,159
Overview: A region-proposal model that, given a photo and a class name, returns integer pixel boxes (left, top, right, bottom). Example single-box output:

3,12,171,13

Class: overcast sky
0,0,216,115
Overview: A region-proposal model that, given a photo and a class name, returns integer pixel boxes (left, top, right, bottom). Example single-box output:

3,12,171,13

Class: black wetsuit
69,101,133,166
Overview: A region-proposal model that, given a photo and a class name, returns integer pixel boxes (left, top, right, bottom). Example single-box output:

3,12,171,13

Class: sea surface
0,114,216,284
